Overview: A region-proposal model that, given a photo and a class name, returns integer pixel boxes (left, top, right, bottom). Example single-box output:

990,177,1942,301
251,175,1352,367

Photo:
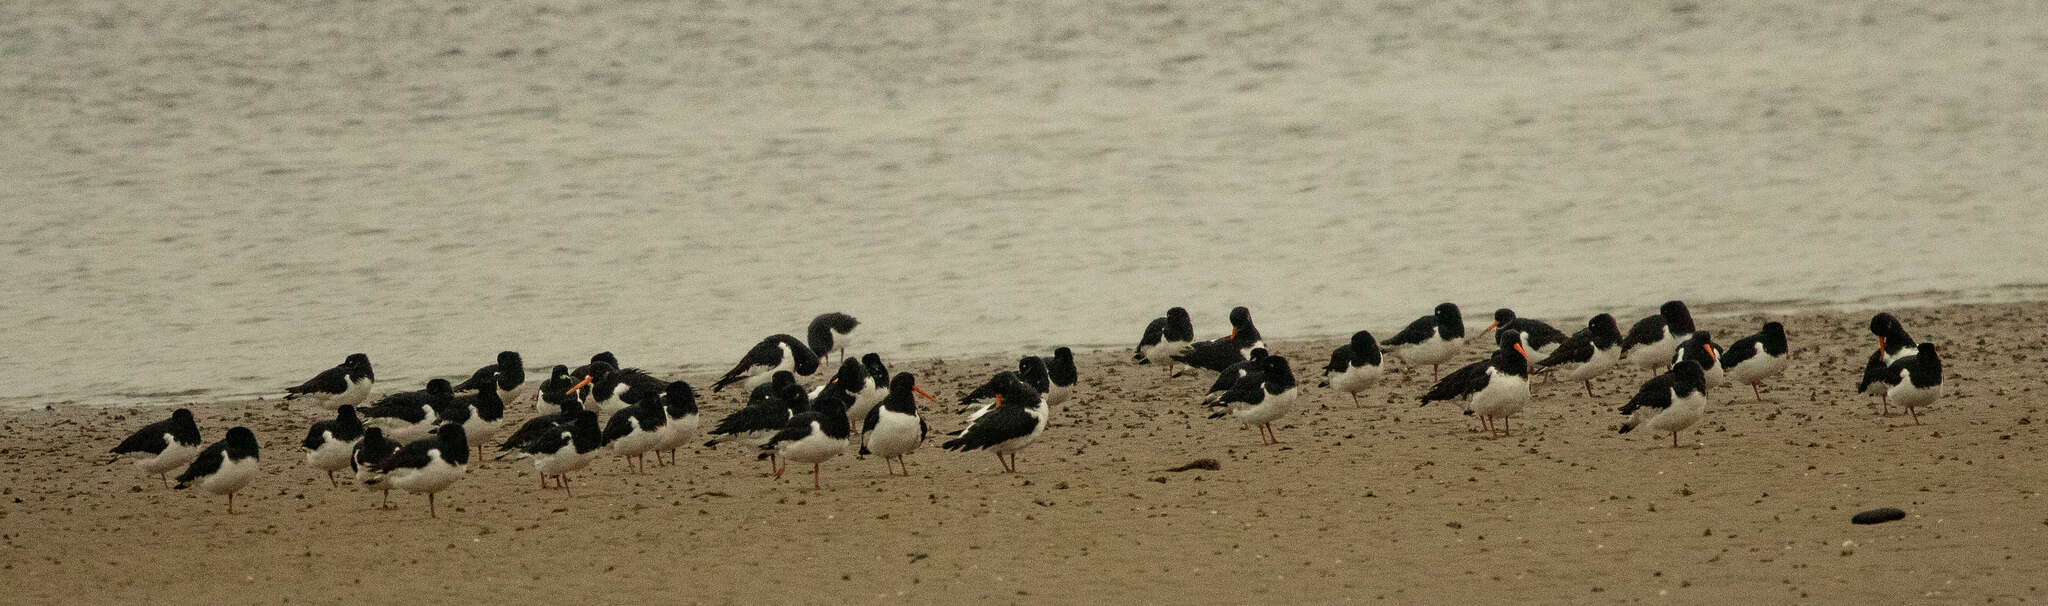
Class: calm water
6,2,2047,407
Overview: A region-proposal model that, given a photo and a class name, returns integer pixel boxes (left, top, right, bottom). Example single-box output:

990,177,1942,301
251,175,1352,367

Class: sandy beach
4,301,2041,604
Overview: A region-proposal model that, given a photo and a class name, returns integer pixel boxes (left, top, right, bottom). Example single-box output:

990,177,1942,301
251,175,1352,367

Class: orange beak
994,394,1004,408
1876,337,1885,356
1230,328,1237,340
1477,321,1498,337
1513,342,1529,362
564,375,593,394
912,386,937,402
1708,346,1720,365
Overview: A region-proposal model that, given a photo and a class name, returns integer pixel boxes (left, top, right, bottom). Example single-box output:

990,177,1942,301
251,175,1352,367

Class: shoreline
12,284,2048,411
5,300,2043,603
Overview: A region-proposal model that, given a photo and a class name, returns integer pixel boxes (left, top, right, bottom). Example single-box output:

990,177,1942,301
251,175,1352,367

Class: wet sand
5,301,2042,604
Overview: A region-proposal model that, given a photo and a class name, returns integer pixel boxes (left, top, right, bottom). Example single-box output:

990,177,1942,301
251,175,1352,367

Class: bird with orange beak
1418,329,1534,438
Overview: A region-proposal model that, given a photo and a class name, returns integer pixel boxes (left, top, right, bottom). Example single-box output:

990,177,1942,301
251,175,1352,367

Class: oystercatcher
1133,307,1195,375
705,371,809,473
761,387,852,490
1870,313,1919,364
350,427,401,508
1046,347,1078,407
1382,303,1466,381
941,373,1048,473
1319,330,1384,405
712,334,820,392
284,353,375,410
107,408,203,488
1418,329,1532,438
1883,343,1943,425
453,351,527,407
1533,313,1624,397
1476,308,1570,360
1201,348,1270,406
1170,306,1264,374
1619,359,1710,447
534,364,577,414
862,372,936,476
370,423,468,518
807,312,860,367
651,380,701,467
1721,322,1789,401
601,395,667,474
1620,301,1695,370
1207,355,1300,445
174,426,261,513
301,405,364,487
500,409,602,496
358,378,452,443
1671,331,1724,387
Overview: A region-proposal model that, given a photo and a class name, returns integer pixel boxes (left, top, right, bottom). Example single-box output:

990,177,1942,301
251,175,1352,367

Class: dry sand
3,301,2042,604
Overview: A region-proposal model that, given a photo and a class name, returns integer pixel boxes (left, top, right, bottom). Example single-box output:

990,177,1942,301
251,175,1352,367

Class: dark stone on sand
1851,507,1906,524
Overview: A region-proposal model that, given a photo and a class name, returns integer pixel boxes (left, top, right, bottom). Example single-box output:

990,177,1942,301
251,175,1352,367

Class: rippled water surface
5,2,2047,406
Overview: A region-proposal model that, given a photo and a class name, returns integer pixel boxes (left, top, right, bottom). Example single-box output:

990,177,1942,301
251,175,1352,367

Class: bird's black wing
1170,338,1245,373
1719,335,1762,370
1619,315,1668,352
1510,318,1571,351
1380,316,1440,347
710,404,789,436
1535,327,1595,367
712,339,782,392
451,365,497,392
173,441,228,485
941,405,1035,452
376,439,435,473
1322,344,1353,374
498,415,564,451
301,421,333,450
1417,360,1492,403
284,365,348,397
351,436,395,472
1618,374,1675,416
954,372,1011,413
111,420,172,455
1855,351,1887,394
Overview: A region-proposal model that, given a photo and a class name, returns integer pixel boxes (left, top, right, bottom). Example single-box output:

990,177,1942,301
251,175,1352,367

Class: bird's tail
1618,417,1639,434
1132,351,1149,364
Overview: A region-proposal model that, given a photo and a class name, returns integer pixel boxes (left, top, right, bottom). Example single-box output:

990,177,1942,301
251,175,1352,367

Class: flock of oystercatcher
108,304,1944,516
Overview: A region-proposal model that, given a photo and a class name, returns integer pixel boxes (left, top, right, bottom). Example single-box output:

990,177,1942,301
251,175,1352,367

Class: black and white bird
369,423,468,518
712,334,821,393
301,405,364,487
173,426,261,513
284,353,375,410
1201,348,1270,406
1476,308,1570,361
1319,330,1384,405
1671,331,1725,387
350,427,401,509
534,364,578,415
496,399,591,488
842,353,893,433
453,351,527,408
1721,322,1789,401
862,372,935,476
1620,301,1696,370
561,361,630,416
1533,313,1625,397
651,380,701,467
1382,303,1467,381
107,408,203,488
958,357,1052,425
500,409,602,495
446,381,506,462
1882,343,1943,425
814,358,883,434
1046,347,1078,408
1618,359,1711,448
601,394,667,474
941,372,1048,473
1171,306,1265,374
1133,306,1196,374
1207,355,1301,445
358,378,452,443
807,312,860,367
705,371,809,472
1418,329,1532,438
761,387,853,490
1870,313,1919,365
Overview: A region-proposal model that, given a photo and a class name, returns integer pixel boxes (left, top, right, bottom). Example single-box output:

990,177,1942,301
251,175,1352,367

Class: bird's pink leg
1908,406,1920,425
562,474,574,498
1584,380,1594,398
1752,383,1763,401
812,464,822,491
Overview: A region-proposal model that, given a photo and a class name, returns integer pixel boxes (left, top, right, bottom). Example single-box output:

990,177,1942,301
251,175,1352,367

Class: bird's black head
1869,313,1902,338
663,381,698,414
171,408,195,425
1671,359,1707,394
861,353,888,382
592,352,619,367
1261,354,1292,375
345,353,370,368
497,351,522,368
335,405,358,421
550,364,570,379
224,426,259,456
1228,306,1252,328
997,372,1040,406
1054,346,1073,363
1248,348,1269,361
1493,308,1517,326
1495,329,1525,353
425,378,454,399
888,371,919,396
1168,307,1189,321
832,358,865,386
1589,313,1621,338
770,370,798,391
1762,322,1785,338
1660,301,1694,333
1434,302,1462,324
1348,330,1381,359
361,427,384,442
1017,356,1050,392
